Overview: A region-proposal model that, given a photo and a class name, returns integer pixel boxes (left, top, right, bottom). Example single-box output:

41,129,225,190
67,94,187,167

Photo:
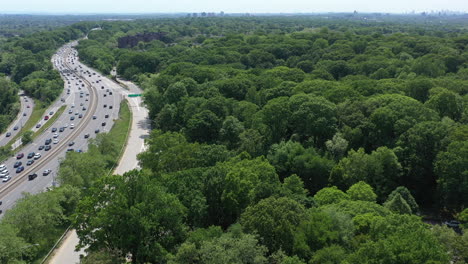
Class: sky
1,0,467,14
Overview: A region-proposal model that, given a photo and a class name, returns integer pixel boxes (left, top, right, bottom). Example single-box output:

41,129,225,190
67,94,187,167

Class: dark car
14,161,22,168
93,115,97,120
6,132,11,137
59,127,65,132
103,94,107,97
67,148,74,152
27,152,35,159
52,127,57,132
49,111,54,115
109,91,113,95
105,114,109,118
16,153,24,159
78,114,83,118
45,145,51,151
45,139,52,145
38,145,45,150
103,104,107,108
84,133,90,139
23,113,26,116
95,129,100,134
102,122,106,126
16,166,24,173
109,106,113,109
36,123,41,128
70,116,75,121
28,173,37,181
27,160,34,166
13,126,19,131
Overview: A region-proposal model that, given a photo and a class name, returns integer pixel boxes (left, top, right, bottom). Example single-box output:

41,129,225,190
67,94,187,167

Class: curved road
0,92,34,146
48,54,150,264
0,41,123,214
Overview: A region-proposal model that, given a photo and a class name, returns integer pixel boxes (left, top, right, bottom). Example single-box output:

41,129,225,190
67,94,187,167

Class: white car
63,123,68,128
53,133,59,138
34,153,42,160
0,172,9,178
0,164,6,170
70,124,75,129
2,175,11,182
53,139,59,144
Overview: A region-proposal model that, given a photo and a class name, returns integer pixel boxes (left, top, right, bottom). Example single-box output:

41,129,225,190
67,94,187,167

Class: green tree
384,193,412,214
241,197,306,254
346,181,377,202
21,130,33,145
313,186,349,206
435,140,468,211
385,186,419,213
74,170,187,263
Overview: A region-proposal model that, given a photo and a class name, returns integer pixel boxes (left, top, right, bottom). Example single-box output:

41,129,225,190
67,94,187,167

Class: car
6,132,11,137
104,114,109,118
52,127,57,132
45,145,51,151
27,160,34,166
0,164,6,171
53,133,59,138
36,123,41,128
59,127,65,132
14,161,22,168
95,129,100,134
444,220,461,228
70,124,75,129
23,113,26,116
49,111,54,115
71,105,75,108
45,138,52,145
28,173,37,181
0,172,9,178
82,107,86,111
92,115,97,120
16,166,24,173
103,104,107,108
75,112,79,115
13,126,18,131
38,145,45,150
27,105,30,108
53,139,59,144
44,116,49,120
85,98,89,102
84,133,90,139
102,122,106,126
109,91,113,95
3,175,11,182
70,116,75,120
68,141,75,146
109,105,113,109
16,153,24,159
79,114,83,118
34,153,41,160
27,152,35,159
80,103,83,106
63,123,68,128
69,109,73,114
67,148,74,152
103,94,107,97
43,169,51,176
101,86,104,89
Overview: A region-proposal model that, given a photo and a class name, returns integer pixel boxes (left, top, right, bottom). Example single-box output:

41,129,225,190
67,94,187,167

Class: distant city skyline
1,0,467,14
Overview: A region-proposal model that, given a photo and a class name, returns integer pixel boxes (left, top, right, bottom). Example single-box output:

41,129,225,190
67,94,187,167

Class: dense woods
0,14,468,263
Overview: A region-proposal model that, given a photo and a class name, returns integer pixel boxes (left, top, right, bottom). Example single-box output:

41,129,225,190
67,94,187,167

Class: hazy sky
1,0,467,14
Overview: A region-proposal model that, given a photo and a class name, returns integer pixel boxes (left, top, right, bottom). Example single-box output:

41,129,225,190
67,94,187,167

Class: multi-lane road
0,41,127,214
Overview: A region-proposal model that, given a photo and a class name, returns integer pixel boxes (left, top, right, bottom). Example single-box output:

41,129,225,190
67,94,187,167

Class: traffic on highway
0,41,126,214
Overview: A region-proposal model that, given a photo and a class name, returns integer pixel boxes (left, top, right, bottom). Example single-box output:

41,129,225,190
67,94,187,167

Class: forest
0,14,467,263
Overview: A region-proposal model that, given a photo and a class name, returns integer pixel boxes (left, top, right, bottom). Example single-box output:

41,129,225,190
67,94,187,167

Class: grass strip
31,105,66,141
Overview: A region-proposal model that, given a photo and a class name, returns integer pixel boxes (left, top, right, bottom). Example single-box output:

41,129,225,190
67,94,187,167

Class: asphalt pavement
0,41,123,215
0,91,34,146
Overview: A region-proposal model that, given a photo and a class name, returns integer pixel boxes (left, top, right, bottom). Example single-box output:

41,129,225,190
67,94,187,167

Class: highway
0,41,126,215
0,91,34,146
